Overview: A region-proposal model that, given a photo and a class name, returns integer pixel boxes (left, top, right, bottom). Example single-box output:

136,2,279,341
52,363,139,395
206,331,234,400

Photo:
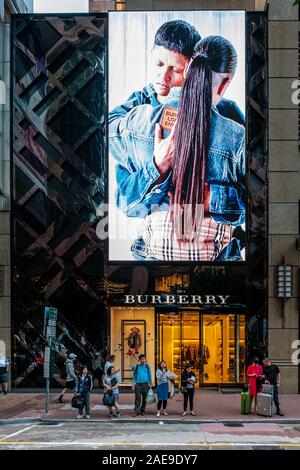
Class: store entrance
157,311,200,387
157,311,246,387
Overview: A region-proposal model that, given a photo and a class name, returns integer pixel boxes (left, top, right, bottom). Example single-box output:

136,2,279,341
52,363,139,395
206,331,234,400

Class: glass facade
11,14,107,387
10,12,268,388
110,307,246,387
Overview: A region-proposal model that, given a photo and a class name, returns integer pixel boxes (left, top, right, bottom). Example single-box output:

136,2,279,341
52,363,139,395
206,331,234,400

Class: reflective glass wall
11,15,107,387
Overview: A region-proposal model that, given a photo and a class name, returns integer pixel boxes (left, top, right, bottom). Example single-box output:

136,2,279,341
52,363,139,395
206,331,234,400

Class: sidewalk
1,390,300,423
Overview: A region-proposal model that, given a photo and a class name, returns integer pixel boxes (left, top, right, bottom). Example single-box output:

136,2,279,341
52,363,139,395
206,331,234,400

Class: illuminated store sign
124,294,231,305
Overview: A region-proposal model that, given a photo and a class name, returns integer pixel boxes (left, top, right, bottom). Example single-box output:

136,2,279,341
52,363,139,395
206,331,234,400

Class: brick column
0,5,11,388
268,0,299,393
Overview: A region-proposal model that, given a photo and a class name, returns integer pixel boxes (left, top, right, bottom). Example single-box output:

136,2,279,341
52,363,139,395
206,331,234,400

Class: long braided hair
170,36,237,239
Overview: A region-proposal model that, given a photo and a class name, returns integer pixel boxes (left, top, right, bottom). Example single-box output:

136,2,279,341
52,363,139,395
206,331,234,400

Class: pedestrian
262,357,284,416
181,364,197,416
104,354,116,375
132,354,152,417
75,366,93,419
57,353,78,403
246,357,263,413
103,366,121,418
0,352,9,395
156,360,177,417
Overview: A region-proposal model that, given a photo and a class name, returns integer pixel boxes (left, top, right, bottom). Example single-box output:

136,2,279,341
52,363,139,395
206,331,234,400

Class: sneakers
190,411,196,416
182,411,187,416
57,396,64,404
113,411,121,418
76,415,83,419
85,415,90,419
156,411,161,417
163,411,168,416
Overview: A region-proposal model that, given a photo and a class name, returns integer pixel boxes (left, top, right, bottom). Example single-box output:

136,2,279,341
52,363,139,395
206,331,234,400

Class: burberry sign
124,295,231,305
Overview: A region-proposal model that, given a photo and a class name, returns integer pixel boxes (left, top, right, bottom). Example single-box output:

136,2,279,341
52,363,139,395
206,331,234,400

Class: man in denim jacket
109,21,245,219
111,86,245,224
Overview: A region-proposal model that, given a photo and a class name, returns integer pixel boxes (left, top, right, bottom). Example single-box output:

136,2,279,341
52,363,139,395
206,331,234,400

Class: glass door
157,311,246,386
181,311,200,388
201,314,246,385
157,312,181,387
157,310,201,388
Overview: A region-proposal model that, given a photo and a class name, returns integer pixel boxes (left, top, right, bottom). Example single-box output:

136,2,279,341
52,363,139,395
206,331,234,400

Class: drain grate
38,422,62,426
223,422,244,427
252,446,285,451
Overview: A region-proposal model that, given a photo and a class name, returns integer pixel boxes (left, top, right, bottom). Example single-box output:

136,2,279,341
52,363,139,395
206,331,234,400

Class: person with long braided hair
113,35,245,261
130,36,246,261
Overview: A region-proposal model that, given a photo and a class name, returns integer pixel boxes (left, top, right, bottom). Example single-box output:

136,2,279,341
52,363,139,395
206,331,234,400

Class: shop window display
122,321,145,382
158,311,246,387
110,308,155,384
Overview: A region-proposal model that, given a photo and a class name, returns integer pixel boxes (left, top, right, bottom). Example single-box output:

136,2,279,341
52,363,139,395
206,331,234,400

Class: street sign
43,306,58,413
43,346,51,378
44,306,58,336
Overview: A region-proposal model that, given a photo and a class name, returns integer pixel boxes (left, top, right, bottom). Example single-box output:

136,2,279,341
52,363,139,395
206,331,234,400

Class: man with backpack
132,354,152,416
57,353,78,403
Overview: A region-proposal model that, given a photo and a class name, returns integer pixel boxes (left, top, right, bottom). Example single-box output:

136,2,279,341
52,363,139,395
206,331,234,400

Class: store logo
124,294,231,305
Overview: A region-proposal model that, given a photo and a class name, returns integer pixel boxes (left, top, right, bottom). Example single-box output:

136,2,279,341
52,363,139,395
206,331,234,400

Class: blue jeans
79,393,90,415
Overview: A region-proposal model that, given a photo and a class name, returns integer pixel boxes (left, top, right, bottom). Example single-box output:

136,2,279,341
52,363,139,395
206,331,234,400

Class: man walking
263,357,284,416
132,354,152,416
57,353,78,403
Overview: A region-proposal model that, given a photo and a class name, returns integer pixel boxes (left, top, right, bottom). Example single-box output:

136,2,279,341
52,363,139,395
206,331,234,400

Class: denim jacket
109,86,245,226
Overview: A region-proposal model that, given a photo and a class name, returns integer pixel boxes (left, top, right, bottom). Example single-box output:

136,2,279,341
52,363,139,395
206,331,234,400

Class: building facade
0,0,33,385
1,0,299,393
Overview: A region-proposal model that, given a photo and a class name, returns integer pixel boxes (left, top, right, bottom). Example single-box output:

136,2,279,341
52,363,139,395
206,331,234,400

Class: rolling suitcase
241,391,251,415
261,384,274,396
256,392,273,417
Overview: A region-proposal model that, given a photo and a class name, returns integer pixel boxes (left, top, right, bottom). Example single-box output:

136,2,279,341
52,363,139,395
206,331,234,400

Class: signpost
44,307,57,413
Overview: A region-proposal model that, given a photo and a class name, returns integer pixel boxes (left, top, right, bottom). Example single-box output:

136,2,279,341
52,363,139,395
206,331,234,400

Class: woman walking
247,357,263,413
181,364,197,416
76,366,93,419
156,360,177,417
103,366,121,418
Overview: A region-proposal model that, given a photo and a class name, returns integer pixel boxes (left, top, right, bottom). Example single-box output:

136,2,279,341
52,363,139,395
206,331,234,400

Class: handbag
71,395,85,409
261,383,274,396
146,388,156,405
103,392,116,406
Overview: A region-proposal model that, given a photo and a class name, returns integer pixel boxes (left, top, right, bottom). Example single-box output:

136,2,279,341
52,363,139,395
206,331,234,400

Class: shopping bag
146,388,156,405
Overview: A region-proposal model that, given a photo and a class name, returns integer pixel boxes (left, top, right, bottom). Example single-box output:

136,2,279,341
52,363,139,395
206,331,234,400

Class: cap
68,353,77,359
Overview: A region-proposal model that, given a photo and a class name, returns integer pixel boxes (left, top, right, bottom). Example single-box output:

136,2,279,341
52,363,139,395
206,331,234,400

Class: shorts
0,373,8,384
66,379,76,391
113,393,119,401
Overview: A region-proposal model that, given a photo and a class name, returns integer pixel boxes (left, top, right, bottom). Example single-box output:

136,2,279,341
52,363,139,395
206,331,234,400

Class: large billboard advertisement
109,11,246,262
